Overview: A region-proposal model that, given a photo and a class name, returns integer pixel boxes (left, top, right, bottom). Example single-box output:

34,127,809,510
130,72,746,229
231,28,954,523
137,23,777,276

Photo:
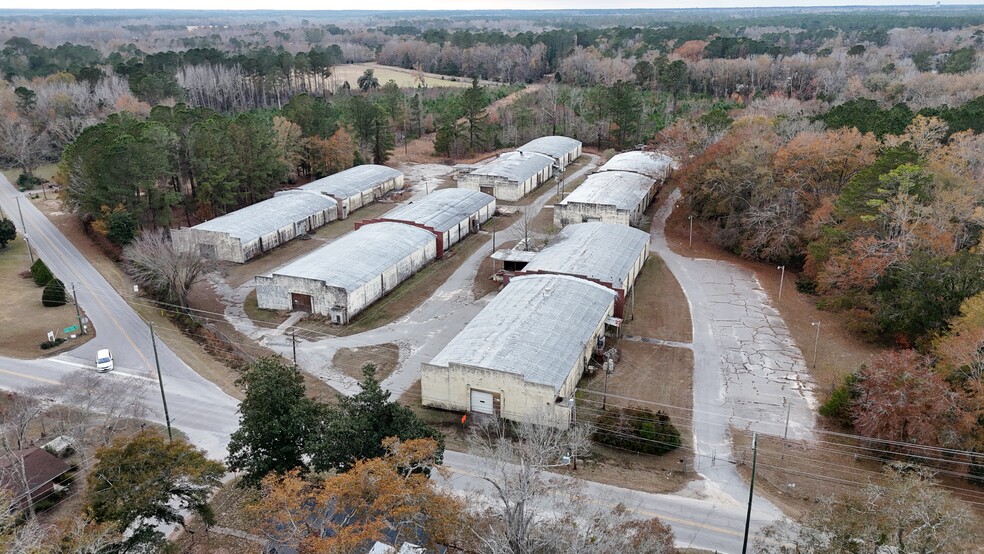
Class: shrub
0,218,15,248
594,407,681,455
30,258,53,286
819,372,860,427
16,172,42,189
105,208,137,246
40,338,66,350
42,278,67,307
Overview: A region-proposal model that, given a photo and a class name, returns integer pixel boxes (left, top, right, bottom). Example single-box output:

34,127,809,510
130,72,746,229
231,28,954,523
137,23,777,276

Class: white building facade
300,165,404,219
457,151,554,201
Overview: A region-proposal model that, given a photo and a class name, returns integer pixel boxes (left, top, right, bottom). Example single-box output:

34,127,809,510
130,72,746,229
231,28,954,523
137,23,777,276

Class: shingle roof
380,189,494,232
517,136,581,160
191,190,337,243
300,165,403,199
0,447,69,501
267,222,434,293
598,151,673,180
429,274,615,392
558,171,655,211
468,151,553,183
524,222,649,289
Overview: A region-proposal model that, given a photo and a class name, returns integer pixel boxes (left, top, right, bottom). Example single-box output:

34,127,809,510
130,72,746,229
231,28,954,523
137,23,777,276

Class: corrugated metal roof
300,165,402,199
598,151,673,180
517,136,581,160
469,151,553,183
558,171,654,211
429,274,615,392
524,222,649,289
267,222,434,292
380,189,494,232
191,190,337,243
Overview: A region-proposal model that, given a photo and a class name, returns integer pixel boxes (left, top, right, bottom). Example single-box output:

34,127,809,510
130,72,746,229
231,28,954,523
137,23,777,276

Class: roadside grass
2,163,59,185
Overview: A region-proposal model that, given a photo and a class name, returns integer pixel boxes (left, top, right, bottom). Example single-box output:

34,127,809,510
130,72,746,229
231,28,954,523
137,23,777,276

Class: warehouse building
300,165,404,219
508,222,649,317
421,274,617,427
597,151,674,180
255,222,436,324
355,189,495,257
553,171,657,228
516,136,583,169
458,151,554,201
171,190,338,263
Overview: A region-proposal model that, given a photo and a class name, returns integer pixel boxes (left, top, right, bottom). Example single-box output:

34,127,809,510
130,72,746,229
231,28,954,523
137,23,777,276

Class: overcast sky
0,0,970,11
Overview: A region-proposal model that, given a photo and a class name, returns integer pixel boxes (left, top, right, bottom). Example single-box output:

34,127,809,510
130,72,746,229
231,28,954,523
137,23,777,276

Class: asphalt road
0,175,239,458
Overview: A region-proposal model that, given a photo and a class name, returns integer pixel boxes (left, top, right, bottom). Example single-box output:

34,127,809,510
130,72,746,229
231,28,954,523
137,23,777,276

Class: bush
42,278,67,307
105,208,137,246
30,258,53,286
819,372,860,427
0,218,15,248
16,172,42,189
594,407,681,455
40,338,66,350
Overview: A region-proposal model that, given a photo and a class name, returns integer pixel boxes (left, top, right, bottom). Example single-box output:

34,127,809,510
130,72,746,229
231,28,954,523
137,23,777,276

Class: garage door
470,390,494,415
291,293,313,312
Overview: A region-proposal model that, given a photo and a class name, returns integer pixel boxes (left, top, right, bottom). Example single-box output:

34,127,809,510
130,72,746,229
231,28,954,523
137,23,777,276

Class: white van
95,349,114,372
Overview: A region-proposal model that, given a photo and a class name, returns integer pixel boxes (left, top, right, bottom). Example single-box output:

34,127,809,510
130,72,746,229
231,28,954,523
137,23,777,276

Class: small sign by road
63,325,79,333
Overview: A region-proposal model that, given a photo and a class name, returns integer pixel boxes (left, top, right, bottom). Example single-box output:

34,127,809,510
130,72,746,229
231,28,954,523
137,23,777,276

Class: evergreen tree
0,219,15,248
460,76,488,153
41,278,67,307
30,258,52,286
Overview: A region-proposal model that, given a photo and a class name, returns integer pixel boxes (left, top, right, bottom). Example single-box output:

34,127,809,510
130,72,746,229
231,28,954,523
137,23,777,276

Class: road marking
445,465,742,537
48,358,156,382
0,367,60,385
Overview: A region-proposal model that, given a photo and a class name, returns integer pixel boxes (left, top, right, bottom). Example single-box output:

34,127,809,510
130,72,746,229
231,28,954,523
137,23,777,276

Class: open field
2,163,59,187
623,256,692,343
327,62,499,90
0,237,94,358
332,343,400,382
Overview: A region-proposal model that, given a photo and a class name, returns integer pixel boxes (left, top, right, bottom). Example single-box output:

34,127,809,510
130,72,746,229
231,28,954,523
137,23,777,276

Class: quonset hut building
421,274,617,427
255,222,436,324
457,151,554,201
300,164,403,219
171,190,338,263
355,189,495,257
508,222,650,317
516,136,582,170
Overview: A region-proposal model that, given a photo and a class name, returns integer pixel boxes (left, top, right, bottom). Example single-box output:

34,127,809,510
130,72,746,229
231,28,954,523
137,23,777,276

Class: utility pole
688,214,694,248
71,284,85,335
602,358,614,410
291,331,298,369
15,196,34,264
741,432,758,554
568,395,577,470
777,265,786,303
148,322,173,441
811,321,821,369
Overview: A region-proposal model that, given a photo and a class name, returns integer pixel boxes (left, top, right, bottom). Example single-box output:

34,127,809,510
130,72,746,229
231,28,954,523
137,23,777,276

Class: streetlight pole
15,196,34,264
741,432,759,554
688,214,694,248
777,265,785,303
811,321,821,369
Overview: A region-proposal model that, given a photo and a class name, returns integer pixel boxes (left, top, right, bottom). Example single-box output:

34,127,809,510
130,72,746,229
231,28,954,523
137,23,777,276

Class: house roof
379,189,495,233
267,222,434,293
597,151,673,180
523,222,649,289
190,190,337,244
516,136,581,160
468,151,553,183
557,170,655,211
300,165,403,199
0,447,69,502
428,274,616,392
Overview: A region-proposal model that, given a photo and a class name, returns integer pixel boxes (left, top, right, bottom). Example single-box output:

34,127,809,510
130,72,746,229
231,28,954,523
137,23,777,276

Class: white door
470,390,494,415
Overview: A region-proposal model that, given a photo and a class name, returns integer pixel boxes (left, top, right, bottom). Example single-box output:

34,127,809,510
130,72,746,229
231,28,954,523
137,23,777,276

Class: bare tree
0,116,49,178
0,391,48,518
123,230,211,309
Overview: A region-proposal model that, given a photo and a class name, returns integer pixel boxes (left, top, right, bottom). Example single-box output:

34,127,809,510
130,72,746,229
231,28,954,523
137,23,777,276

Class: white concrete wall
345,239,437,321
459,171,552,201
554,202,630,228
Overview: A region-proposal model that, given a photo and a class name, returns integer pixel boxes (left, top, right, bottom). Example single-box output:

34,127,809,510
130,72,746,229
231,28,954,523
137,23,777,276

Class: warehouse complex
255,222,437,324
517,136,583,170
300,164,404,219
355,189,495,256
553,152,673,228
171,190,338,263
457,151,555,201
508,222,650,317
420,274,617,427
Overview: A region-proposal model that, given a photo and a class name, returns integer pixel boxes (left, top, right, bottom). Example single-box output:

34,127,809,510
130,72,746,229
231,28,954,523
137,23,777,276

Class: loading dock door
291,293,313,312
470,390,494,415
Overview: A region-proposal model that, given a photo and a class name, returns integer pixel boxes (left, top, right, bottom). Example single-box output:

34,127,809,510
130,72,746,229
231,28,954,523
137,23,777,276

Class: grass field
327,62,495,90
2,163,59,186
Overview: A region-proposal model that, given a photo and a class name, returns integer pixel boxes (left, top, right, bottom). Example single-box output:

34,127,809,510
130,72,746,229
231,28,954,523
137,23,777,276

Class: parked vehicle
95,349,114,372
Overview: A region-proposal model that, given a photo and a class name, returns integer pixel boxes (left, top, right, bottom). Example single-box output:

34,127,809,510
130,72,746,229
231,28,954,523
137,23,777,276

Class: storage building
509,222,649,317
356,189,495,256
421,274,617,427
553,171,657,228
597,151,673,180
171,190,338,263
458,151,554,201
300,165,404,219
255,222,436,324
516,136,582,169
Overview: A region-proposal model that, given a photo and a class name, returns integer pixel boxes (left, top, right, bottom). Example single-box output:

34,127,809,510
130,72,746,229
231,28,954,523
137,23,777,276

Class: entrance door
470,389,494,415
291,293,313,312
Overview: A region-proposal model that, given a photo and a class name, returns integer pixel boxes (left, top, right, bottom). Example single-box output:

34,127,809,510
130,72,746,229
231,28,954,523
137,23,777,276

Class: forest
3,3,984,522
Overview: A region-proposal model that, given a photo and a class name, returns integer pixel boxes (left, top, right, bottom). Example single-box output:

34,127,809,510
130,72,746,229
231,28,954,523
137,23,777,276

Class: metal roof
429,274,616,392
267,222,434,293
300,165,402,199
380,189,494,232
469,151,553,183
191,190,337,243
558,171,654,211
598,151,673,180
517,136,581,160
524,222,649,289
